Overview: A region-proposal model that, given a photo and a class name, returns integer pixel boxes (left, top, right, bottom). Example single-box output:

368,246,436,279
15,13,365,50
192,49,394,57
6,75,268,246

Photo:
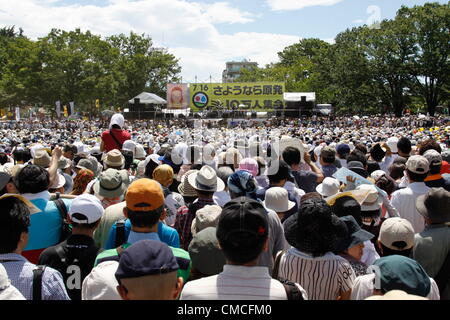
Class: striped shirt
0,253,70,300
180,265,306,300
278,248,355,300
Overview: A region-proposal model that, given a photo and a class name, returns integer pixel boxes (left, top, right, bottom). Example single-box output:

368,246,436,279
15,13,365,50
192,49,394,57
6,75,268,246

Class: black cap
216,197,268,244
266,159,292,181
115,240,179,282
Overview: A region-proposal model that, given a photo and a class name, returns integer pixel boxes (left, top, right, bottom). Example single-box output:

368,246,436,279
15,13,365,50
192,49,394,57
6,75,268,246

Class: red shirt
101,129,131,152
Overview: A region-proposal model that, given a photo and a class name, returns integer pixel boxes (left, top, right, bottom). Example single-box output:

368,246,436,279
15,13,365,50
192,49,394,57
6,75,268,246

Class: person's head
355,184,383,224
32,149,51,168
71,169,95,196
68,194,103,233
170,86,183,104
115,240,183,300
216,166,234,190
216,197,269,265
370,144,387,162
82,261,121,300
144,155,160,179
227,170,258,200
366,161,381,176
330,195,362,225
282,146,301,168
266,159,291,186
178,169,199,204
103,149,125,170
15,164,49,194
12,148,31,164
191,205,222,236
284,198,348,257
416,187,450,225
94,168,127,200
347,161,368,178
238,158,259,178
418,139,441,156
320,146,336,165
377,217,415,257
316,177,340,198
405,155,429,183
124,178,165,229
347,150,367,168
188,227,226,280
254,156,266,176
0,152,8,165
336,144,350,160
0,196,31,254
188,165,225,197
389,162,406,181
338,215,374,261
354,143,368,156
109,113,125,130
0,168,16,196
422,149,442,175
63,144,78,160
397,137,412,157
152,164,174,188
372,255,431,297
262,187,295,220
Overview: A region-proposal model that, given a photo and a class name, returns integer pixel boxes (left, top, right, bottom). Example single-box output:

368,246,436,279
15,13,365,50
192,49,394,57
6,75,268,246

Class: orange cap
125,178,165,212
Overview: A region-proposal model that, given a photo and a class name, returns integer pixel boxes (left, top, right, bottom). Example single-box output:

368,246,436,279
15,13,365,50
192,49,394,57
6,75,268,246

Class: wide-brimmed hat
262,187,295,213
76,158,94,172
32,149,51,168
338,215,374,251
103,149,125,168
316,177,340,197
93,168,127,198
48,171,66,190
355,184,383,212
191,205,222,236
416,187,450,224
178,170,199,197
58,156,72,170
284,198,348,254
188,165,224,192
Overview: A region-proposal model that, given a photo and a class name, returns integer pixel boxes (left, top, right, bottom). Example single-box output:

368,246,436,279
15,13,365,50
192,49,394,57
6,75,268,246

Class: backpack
32,265,46,301
53,198,72,243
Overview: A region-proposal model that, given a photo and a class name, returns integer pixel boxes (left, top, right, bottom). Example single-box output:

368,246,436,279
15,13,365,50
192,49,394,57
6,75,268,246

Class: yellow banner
189,82,285,111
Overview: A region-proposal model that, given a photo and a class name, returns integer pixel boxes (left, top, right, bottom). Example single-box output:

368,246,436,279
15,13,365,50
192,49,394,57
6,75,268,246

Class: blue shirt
23,192,72,251
104,221,180,250
0,253,70,300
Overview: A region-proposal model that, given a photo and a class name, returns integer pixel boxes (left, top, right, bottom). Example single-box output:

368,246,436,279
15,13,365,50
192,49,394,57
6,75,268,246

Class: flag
69,101,75,115
56,101,61,118
15,107,20,121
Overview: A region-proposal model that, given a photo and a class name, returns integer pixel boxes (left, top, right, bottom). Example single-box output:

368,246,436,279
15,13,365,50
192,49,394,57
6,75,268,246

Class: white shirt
361,240,380,266
213,190,231,207
351,273,440,300
390,182,430,233
180,265,307,300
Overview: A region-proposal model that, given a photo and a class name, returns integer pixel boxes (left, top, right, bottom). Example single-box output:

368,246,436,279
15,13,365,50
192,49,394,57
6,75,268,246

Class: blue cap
336,144,350,156
115,240,179,281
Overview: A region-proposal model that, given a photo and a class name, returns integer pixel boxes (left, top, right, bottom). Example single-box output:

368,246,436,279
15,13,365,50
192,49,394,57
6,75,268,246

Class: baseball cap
68,193,104,224
423,149,442,166
373,255,431,297
188,227,226,276
378,217,415,251
115,240,179,282
125,178,165,212
152,164,174,187
336,144,350,157
216,197,268,245
406,155,429,174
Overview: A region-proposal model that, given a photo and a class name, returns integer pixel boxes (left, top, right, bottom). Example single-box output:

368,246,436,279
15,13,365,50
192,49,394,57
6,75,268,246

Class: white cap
370,170,386,182
68,194,104,224
387,137,399,153
81,261,121,300
379,217,415,251
122,140,137,157
263,187,296,212
316,177,340,198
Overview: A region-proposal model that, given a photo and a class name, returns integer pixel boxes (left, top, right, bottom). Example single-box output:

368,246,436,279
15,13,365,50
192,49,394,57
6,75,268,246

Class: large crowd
0,112,449,301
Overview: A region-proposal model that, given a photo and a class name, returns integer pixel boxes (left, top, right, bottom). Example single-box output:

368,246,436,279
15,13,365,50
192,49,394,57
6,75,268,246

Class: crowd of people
0,112,449,301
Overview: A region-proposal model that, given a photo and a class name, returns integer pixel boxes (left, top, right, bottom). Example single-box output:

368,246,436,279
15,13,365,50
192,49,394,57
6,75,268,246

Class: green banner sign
189,82,285,112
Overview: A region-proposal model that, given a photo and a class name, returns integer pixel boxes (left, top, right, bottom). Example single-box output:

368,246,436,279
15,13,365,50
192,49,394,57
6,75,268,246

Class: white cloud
0,0,300,81
266,0,343,11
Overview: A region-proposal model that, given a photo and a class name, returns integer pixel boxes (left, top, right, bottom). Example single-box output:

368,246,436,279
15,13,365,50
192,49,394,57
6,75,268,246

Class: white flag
15,107,20,121
69,101,75,115
55,101,61,118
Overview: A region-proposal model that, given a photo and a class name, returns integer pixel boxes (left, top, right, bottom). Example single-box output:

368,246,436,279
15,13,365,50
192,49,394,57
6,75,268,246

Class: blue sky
0,0,446,82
